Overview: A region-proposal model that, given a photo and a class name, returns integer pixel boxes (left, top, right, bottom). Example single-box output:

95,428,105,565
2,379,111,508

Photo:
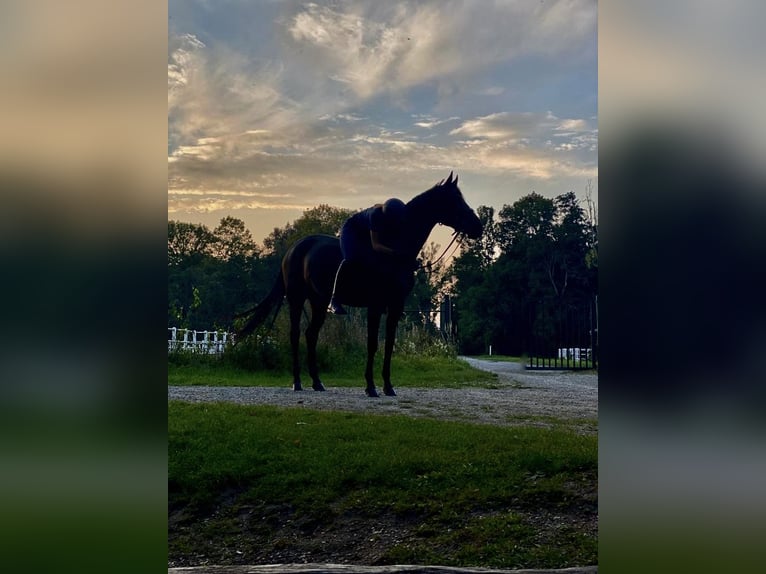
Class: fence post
168,328,233,355
169,327,176,352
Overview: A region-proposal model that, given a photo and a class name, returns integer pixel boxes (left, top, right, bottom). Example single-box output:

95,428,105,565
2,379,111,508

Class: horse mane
406,176,462,219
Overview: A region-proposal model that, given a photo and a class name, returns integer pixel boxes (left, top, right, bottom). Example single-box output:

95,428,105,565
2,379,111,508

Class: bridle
416,229,464,272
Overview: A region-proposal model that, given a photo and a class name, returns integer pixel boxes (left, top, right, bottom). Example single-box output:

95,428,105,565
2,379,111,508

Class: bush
168,347,225,367
223,330,291,371
397,323,458,359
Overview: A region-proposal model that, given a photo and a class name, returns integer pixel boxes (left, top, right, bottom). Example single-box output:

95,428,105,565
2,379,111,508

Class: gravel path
168,358,597,431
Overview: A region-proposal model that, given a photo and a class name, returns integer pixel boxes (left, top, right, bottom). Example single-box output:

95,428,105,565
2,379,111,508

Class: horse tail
234,271,285,343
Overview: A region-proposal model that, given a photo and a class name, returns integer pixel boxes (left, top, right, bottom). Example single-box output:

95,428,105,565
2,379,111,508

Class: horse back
282,234,342,301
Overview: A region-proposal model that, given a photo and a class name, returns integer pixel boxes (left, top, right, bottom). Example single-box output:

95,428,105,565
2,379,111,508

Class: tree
447,205,502,353
168,221,215,266
496,192,555,255
406,242,449,327
497,193,556,305
168,217,273,330
461,205,498,270
263,204,354,257
583,179,598,278
548,191,590,300
447,189,598,356
211,216,258,261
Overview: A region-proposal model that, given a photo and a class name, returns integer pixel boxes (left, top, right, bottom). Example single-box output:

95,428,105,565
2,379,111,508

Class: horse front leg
289,302,303,391
365,307,382,397
381,304,403,396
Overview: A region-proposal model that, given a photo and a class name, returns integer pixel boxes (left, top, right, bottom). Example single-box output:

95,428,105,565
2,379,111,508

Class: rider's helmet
382,198,407,228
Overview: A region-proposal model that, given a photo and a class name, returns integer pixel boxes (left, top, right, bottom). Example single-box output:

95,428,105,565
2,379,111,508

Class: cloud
451,112,524,140
168,33,205,95
556,118,589,132
446,111,597,179
286,0,596,101
412,115,460,129
167,1,597,219
287,2,446,99
168,196,313,215
167,28,348,215
168,31,299,159
451,111,595,143
475,86,506,96
318,113,367,123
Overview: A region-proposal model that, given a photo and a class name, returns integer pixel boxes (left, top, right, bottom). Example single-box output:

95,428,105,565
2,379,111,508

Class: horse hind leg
305,300,327,391
289,302,304,391
365,307,382,397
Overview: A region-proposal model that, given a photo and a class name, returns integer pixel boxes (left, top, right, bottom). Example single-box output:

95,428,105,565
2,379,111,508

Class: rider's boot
327,260,348,315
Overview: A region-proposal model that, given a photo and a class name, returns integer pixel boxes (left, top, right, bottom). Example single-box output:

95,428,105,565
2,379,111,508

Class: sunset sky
168,0,598,247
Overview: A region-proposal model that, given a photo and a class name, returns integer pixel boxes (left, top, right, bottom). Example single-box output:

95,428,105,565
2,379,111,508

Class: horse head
435,171,483,239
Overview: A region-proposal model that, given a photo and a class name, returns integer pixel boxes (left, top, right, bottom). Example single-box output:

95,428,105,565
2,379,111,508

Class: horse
236,172,482,397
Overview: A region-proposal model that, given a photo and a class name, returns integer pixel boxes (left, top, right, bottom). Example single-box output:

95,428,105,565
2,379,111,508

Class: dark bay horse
236,172,482,397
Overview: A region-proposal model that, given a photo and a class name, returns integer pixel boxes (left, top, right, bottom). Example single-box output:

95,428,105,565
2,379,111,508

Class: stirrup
328,298,347,315
328,259,348,315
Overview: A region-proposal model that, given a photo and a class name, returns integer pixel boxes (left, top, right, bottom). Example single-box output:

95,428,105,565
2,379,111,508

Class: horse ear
446,171,453,185
454,173,458,185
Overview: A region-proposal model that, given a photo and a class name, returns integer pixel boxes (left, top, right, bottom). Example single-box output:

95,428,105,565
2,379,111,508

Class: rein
417,230,463,271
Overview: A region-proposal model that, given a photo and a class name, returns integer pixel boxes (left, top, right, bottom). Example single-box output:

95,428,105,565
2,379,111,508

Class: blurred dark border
0,2,167,572
602,120,766,411
599,2,766,572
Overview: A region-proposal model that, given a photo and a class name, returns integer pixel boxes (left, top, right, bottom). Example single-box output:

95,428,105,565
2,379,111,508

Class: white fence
168,327,233,354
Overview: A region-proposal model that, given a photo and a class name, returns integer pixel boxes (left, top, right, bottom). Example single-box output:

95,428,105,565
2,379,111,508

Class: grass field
168,354,497,389
169,402,597,568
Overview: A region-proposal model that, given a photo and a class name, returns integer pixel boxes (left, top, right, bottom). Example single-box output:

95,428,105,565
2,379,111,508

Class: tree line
448,187,598,356
168,188,597,357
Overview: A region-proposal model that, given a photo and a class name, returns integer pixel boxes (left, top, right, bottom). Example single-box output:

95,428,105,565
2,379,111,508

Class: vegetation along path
168,358,597,433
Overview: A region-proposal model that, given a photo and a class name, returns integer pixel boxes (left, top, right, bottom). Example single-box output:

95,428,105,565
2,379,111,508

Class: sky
168,0,598,248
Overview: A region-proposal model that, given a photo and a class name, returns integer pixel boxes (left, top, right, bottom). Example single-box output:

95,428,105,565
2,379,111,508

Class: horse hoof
365,388,380,398
383,387,397,397
293,382,303,391
312,382,326,391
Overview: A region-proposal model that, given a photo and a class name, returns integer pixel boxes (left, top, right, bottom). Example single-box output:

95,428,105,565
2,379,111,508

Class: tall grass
168,309,489,388
171,308,458,375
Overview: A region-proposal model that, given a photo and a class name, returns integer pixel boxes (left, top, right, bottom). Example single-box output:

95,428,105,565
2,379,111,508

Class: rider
328,198,409,315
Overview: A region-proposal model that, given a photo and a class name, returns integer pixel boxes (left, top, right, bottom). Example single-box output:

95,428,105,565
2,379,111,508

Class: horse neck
405,187,442,256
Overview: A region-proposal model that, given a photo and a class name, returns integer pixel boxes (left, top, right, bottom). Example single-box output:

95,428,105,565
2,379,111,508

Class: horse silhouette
236,172,482,397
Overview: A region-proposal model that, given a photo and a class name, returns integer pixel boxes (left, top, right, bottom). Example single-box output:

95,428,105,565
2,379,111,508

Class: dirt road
168,358,597,431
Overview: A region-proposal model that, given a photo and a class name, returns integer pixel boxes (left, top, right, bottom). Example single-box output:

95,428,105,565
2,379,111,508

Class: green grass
169,403,597,568
168,354,496,389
